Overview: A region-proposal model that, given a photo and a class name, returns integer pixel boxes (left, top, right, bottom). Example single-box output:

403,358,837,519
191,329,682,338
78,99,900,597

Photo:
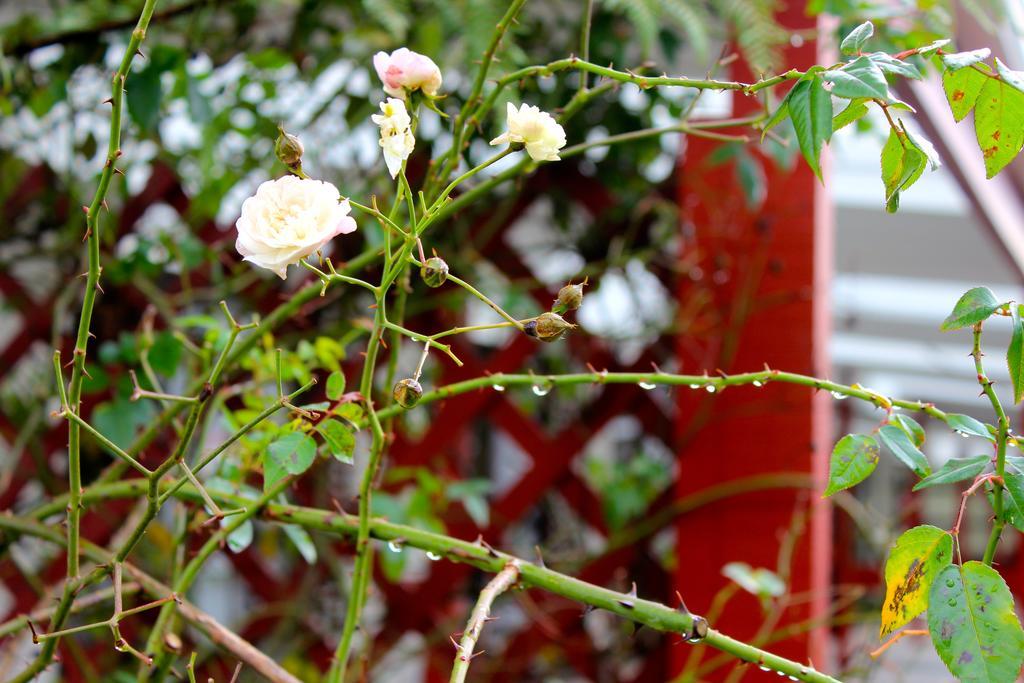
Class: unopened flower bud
275,127,304,167
528,312,575,343
393,378,423,408
554,281,585,313
420,257,449,288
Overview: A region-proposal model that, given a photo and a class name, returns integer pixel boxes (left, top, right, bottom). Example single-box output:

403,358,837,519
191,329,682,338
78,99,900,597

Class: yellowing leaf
974,75,1024,178
880,525,953,637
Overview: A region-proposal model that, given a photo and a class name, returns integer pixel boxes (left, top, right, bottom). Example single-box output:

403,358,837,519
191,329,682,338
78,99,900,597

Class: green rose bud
275,126,304,167
392,378,423,409
420,257,449,288
553,280,585,313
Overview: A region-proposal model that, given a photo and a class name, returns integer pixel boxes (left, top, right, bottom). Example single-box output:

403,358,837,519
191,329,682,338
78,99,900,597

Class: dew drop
946,578,955,588
388,540,403,553
759,666,772,672
789,677,799,681
531,384,551,397
426,551,441,561
705,385,717,393
492,384,506,392
776,671,786,677
947,598,957,607
686,634,703,643
752,380,764,387
639,381,656,390
689,384,700,389
830,391,847,400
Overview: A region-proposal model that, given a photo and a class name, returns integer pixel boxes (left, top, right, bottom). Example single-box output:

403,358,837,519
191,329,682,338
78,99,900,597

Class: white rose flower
372,48,443,100
371,98,416,178
490,102,567,162
235,175,357,279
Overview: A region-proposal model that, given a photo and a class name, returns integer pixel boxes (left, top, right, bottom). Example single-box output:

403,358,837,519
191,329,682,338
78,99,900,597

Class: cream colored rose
371,98,416,178
490,103,567,162
235,175,356,279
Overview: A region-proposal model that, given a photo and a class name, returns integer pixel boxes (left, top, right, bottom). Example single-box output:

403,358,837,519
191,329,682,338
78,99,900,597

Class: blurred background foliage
0,0,1012,678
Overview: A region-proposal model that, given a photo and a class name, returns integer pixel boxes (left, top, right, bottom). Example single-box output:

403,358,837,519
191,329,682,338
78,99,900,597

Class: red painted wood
672,10,834,679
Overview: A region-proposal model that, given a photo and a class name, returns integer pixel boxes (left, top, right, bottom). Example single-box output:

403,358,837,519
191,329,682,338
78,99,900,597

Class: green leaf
943,64,990,122
879,128,926,213
867,52,922,80
823,55,890,100
944,414,995,441
760,100,789,142
880,525,953,636
878,424,931,477
225,520,254,554
839,21,873,56
788,75,833,181
928,561,1024,682
905,127,942,172
941,48,991,72
912,455,990,491
316,419,355,464
940,287,1002,330
974,75,1024,178
891,414,926,448
1002,471,1024,531
266,432,316,489
824,434,879,496
282,524,317,564
1008,304,1024,404
832,99,869,132
722,562,785,599
326,371,346,400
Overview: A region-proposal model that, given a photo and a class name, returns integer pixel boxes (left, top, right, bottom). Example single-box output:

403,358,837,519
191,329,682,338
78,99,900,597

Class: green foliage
786,75,832,182
722,562,785,604
878,424,931,477
824,433,879,496
1009,305,1024,403
974,68,1024,179
879,127,925,213
928,562,1024,682
940,287,1002,331
839,21,872,55
942,414,994,441
265,431,317,491
912,455,989,491
326,371,347,400
880,525,952,636
316,418,356,464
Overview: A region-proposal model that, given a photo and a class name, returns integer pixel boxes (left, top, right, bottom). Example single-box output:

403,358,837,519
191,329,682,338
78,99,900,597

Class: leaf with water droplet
880,525,953,637
943,414,995,442
928,561,1024,682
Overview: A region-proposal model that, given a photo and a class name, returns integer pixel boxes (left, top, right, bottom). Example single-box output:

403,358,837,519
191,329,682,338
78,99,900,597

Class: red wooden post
673,9,834,678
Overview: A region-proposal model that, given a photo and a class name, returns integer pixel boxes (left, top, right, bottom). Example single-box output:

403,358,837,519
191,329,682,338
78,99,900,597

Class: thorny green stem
329,304,387,682
13,3,159,681
449,561,520,683
0,485,840,683
142,477,293,679
973,323,1010,565
370,369,946,424
430,0,528,193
